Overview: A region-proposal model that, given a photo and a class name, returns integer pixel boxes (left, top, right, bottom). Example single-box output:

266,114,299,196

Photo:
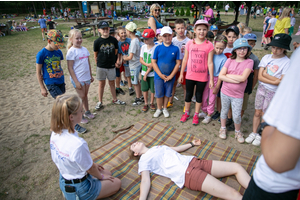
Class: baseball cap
135,31,142,37
160,26,173,36
226,25,239,36
109,27,115,34
267,33,291,50
232,38,252,52
243,33,257,41
125,22,137,32
47,30,64,49
194,19,209,28
207,31,214,39
98,21,109,29
142,29,155,38
210,25,218,31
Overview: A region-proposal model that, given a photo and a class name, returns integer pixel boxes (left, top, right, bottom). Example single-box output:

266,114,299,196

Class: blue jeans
59,174,102,200
46,83,66,99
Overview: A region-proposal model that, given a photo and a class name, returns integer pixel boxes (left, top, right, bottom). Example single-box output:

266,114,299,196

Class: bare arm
218,67,240,84
123,52,134,61
258,67,281,85
94,51,98,64
139,170,151,200
148,17,157,33
252,69,259,90
87,57,94,82
36,63,48,97
207,51,214,88
67,60,82,89
226,68,252,82
180,48,189,75
213,78,222,94
87,163,114,181
261,126,300,173
170,139,201,152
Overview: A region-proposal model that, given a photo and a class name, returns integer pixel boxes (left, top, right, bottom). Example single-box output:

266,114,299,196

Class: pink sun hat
194,19,210,28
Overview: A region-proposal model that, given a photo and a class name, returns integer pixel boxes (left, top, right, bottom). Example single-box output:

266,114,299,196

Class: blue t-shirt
38,18,47,28
36,48,64,85
213,53,227,77
118,38,131,67
152,43,180,80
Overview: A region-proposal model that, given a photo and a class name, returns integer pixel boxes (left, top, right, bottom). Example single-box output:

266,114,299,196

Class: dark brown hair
128,147,140,160
174,19,186,26
230,48,251,59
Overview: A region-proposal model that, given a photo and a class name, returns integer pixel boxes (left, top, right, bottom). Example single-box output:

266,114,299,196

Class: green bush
186,8,190,17
175,9,179,16
180,8,185,16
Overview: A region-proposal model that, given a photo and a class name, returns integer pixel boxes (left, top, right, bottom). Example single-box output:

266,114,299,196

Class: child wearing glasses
218,38,253,143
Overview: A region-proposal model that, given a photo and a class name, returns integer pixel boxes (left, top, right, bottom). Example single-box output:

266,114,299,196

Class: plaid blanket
91,119,258,200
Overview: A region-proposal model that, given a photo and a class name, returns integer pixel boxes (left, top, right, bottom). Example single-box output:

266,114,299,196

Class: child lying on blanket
130,139,251,200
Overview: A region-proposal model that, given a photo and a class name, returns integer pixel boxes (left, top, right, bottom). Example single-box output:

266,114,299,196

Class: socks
221,126,226,129
185,110,190,115
194,112,199,117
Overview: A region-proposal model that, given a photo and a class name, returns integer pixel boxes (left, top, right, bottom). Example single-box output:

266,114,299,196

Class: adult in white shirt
243,47,300,200
130,139,251,200
225,4,230,15
50,94,121,199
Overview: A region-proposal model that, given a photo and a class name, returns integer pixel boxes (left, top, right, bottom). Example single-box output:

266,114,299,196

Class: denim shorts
130,65,141,85
154,77,175,98
46,83,66,99
70,77,91,89
59,174,101,200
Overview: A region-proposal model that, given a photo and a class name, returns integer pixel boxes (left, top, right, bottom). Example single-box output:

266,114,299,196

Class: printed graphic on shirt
79,53,89,60
266,62,279,76
121,42,130,55
50,141,69,161
44,55,64,78
142,52,154,72
191,49,207,73
100,43,115,55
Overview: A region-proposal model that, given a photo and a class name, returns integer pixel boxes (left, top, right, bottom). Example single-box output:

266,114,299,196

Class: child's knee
254,110,262,118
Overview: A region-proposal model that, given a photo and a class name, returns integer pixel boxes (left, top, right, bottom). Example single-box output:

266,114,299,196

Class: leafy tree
186,8,190,17
175,9,179,16
180,7,185,16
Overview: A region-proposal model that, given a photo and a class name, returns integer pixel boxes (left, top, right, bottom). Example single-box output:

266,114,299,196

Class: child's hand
90,76,94,83
147,63,152,68
178,75,183,84
41,88,48,97
209,79,214,89
123,55,128,61
75,82,82,90
213,86,219,94
192,139,201,146
115,62,120,68
102,174,115,182
143,75,147,82
160,74,167,81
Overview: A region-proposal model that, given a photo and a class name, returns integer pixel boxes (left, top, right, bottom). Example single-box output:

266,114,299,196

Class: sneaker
84,110,95,119
116,88,121,95
192,115,199,125
95,102,103,110
202,116,212,124
180,113,190,123
245,132,257,143
113,99,126,105
252,135,261,146
176,83,181,88
129,88,135,96
150,104,156,111
120,80,125,87
192,96,196,103
226,118,233,126
227,123,235,131
198,112,207,118
118,88,125,95
132,97,142,106
167,102,173,108
124,80,128,85
219,128,227,139
142,105,148,112
81,116,89,124
43,38,45,41
211,111,220,120
235,131,245,143
75,124,87,134
140,96,145,102
153,109,162,118
163,109,169,118
261,43,264,47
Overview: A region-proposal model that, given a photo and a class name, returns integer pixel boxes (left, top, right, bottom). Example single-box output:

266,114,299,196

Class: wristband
190,142,194,147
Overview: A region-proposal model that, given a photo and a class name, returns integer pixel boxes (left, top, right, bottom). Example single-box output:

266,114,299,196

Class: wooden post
245,1,252,26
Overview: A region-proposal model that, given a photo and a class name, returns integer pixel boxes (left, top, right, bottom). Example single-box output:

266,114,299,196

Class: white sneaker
163,109,169,118
252,135,261,146
192,96,196,103
198,112,207,118
245,132,257,143
202,116,211,124
153,109,162,118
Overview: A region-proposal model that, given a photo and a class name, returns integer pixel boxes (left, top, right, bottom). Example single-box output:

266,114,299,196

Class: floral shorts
255,84,276,113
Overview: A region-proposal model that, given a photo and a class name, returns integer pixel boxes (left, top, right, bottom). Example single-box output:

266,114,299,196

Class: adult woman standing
148,3,163,34
274,8,291,35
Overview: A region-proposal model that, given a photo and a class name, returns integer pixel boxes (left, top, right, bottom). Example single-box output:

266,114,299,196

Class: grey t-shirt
128,38,141,69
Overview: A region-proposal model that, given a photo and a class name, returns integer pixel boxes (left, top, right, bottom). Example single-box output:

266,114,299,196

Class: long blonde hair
67,29,81,49
150,3,160,16
278,8,291,20
237,22,245,34
50,93,82,134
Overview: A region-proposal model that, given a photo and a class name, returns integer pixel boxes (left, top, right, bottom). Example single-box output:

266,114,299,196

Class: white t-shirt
253,48,300,193
128,38,141,69
140,44,156,77
258,54,290,92
268,18,277,30
290,17,296,27
225,5,230,11
138,145,194,188
50,129,93,180
66,46,91,82
172,36,190,71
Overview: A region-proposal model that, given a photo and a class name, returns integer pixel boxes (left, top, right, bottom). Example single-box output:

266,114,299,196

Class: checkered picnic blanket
91,119,258,200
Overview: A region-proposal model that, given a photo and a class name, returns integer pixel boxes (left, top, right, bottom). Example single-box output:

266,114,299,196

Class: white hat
160,26,173,36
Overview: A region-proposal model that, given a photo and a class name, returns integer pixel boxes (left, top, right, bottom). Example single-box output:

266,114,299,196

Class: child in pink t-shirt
218,38,253,143
178,20,214,125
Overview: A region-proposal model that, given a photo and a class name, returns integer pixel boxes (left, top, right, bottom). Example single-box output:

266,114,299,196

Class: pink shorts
255,84,276,113
184,157,212,191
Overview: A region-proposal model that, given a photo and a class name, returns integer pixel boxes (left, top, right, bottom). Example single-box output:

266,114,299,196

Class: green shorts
289,26,294,36
141,76,155,93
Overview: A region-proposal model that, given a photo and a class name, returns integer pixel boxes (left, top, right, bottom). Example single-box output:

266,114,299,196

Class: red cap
142,29,155,38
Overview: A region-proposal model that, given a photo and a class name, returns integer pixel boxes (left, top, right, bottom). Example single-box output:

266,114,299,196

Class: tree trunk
32,1,37,17
233,1,241,23
77,1,84,18
245,1,252,26
86,1,90,15
59,1,63,12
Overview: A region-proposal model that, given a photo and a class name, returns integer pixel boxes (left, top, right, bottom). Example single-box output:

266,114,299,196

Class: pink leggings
202,76,219,115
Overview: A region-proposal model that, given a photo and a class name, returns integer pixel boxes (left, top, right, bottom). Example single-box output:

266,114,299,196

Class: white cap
160,26,173,36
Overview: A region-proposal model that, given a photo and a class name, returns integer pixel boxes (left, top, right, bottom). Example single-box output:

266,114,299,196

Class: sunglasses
155,9,161,12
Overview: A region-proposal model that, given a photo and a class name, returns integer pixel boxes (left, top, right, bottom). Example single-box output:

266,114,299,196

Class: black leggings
185,79,207,103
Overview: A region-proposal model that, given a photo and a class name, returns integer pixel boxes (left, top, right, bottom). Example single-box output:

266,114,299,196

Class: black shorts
225,10,228,12
243,177,299,200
